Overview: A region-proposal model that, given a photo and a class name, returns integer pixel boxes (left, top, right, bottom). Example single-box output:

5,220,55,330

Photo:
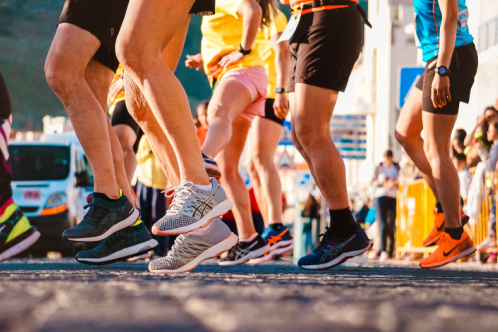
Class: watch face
438,67,448,75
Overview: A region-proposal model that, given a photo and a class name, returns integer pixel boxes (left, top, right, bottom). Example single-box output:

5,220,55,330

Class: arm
431,0,458,108
218,0,262,68
271,33,290,119
463,119,483,147
185,53,204,71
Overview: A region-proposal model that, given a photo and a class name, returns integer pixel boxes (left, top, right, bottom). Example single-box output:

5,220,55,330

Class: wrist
275,87,285,94
238,44,251,56
435,65,450,76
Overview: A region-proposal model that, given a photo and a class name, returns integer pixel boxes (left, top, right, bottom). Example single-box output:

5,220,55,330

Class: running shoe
486,252,497,264
420,231,476,268
62,193,139,242
423,208,469,247
476,236,497,252
298,223,373,270
75,221,158,265
248,224,293,265
202,153,221,179
219,234,270,265
149,218,237,273
0,202,40,261
152,178,233,236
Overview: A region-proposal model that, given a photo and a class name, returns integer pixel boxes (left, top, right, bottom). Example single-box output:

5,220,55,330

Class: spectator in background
195,100,210,146
451,129,467,157
355,197,370,228
135,136,170,258
452,152,472,209
463,107,497,167
373,150,399,261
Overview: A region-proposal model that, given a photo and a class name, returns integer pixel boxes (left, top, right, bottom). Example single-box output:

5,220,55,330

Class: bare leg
116,0,209,185
247,159,268,224
202,80,253,158
45,24,119,198
422,112,460,228
290,84,347,209
112,124,138,184
84,60,137,207
395,88,440,202
124,16,192,187
216,117,255,240
247,117,283,225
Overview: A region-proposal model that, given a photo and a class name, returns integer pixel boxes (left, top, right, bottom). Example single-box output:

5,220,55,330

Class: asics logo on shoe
235,241,258,260
192,187,220,218
268,229,289,247
320,234,356,264
443,244,459,257
437,222,445,232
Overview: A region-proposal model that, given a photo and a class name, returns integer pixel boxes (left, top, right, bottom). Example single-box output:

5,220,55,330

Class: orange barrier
396,177,492,258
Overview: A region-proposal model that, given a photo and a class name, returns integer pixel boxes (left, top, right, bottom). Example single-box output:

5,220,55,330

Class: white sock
194,181,213,191
240,232,258,242
190,219,215,235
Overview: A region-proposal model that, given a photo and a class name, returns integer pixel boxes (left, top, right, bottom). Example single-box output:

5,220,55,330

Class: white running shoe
149,218,237,273
152,178,233,236
477,236,497,251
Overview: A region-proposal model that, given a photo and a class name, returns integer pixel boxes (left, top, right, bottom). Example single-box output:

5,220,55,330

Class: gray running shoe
149,218,237,273
152,178,233,236
62,194,139,242
76,221,158,265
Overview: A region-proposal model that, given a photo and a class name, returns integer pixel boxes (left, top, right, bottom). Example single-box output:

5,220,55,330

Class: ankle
240,232,258,242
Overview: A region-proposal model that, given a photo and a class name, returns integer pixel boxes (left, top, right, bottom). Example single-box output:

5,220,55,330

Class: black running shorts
0,71,11,119
415,43,478,115
262,99,284,126
111,100,144,152
288,7,363,93
58,0,215,72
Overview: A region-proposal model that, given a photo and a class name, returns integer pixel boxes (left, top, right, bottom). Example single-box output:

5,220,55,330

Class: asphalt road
1,257,497,332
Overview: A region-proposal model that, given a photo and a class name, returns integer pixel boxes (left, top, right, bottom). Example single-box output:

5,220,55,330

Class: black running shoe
298,223,373,270
218,234,270,265
202,153,221,179
62,194,139,242
75,222,158,265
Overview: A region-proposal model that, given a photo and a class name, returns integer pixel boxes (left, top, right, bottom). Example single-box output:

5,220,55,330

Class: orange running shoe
423,209,469,247
420,231,476,268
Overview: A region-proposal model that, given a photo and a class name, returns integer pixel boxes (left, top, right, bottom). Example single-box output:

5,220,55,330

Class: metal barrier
396,177,492,258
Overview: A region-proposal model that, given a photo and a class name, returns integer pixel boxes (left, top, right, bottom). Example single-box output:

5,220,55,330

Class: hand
107,77,124,103
185,53,204,71
218,51,245,68
431,73,451,109
273,93,289,120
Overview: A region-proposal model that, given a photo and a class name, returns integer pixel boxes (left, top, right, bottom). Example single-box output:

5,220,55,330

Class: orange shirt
196,126,208,146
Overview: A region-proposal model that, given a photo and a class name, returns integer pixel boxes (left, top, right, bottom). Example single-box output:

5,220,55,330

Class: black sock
446,227,463,240
435,202,443,214
93,192,120,202
269,223,283,231
329,208,356,238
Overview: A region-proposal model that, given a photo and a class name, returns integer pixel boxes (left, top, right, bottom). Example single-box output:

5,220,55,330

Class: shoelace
163,182,197,216
315,227,333,253
167,234,188,258
82,203,107,224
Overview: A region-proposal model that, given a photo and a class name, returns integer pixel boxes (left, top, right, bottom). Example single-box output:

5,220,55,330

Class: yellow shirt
136,136,168,190
255,10,288,99
201,0,265,82
108,64,125,115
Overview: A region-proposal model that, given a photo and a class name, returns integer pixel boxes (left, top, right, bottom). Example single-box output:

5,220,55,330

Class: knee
291,128,305,155
219,162,240,182
207,104,230,125
251,153,273,173
116,36,150,78
395,130,416,152
294,122,325,149
44,61,74,99
247,159,258,176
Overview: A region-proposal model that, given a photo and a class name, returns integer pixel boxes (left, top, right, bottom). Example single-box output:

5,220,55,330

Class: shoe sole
149,233,238,273
65,209,140,242
152,198,233,236
298,241,373,270
248,243,294,265
218,244,272,266
0,230,40,262
419,246,477,269
76,238,158,265
423,216,470,248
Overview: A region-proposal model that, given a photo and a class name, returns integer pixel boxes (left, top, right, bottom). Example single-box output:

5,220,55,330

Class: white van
9,137,93,256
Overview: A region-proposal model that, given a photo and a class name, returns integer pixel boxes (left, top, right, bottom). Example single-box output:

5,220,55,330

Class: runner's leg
45,24,120,198
116,0,209,185
395,88,440,202
422,112,460,228
113,123,138,183
247,116,283,225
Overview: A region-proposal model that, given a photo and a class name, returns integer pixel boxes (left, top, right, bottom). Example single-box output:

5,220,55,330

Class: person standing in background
372,150,399,261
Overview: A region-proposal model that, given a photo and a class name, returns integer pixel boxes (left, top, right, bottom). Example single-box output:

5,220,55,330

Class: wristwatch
238,45,251,56
275,88,285,94
435,66,450,76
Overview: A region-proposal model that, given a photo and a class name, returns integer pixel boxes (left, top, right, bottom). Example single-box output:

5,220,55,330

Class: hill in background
0,0,212,130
